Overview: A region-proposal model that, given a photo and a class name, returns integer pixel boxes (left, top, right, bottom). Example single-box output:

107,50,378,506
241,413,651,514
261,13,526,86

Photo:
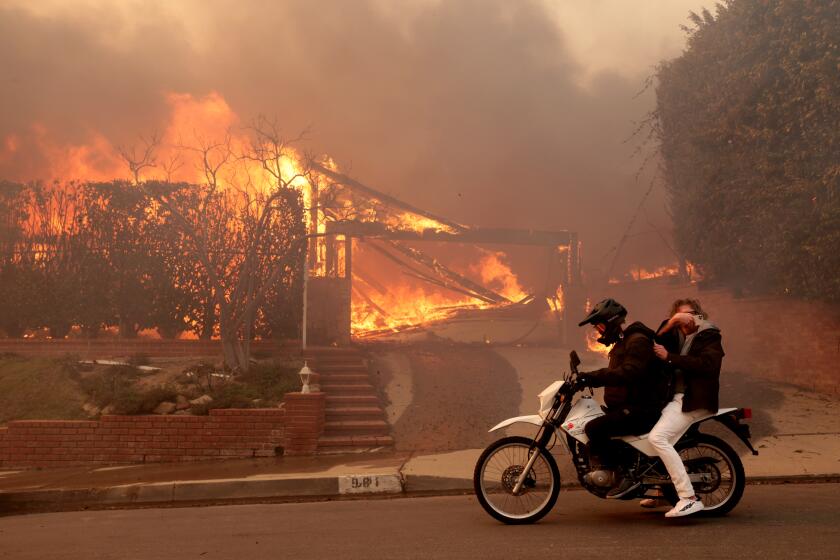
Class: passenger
647,298,724,518
577,298,669,498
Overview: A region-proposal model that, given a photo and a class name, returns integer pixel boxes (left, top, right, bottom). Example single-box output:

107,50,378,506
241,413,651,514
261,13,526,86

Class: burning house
302,162,585,347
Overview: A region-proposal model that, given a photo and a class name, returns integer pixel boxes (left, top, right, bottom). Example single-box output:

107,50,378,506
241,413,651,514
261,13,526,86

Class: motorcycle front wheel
473,435,561,524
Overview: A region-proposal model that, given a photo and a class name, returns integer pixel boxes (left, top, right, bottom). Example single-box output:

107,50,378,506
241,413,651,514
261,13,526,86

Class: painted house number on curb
338,474,402,495
351,476,377,489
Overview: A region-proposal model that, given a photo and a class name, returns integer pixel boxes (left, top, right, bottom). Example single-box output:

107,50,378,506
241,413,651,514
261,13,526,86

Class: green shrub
189,360,300,414
655,0,840,301
237,361,300,400
136,384,180,411
79,365,179,414
79,365,143,408
181,361,218,393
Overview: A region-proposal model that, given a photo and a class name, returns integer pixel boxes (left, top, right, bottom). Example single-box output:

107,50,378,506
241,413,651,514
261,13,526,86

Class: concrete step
325,407,385,421
325,395,381,406
313,365,368,374
306,355,365,362
324,420,390,436
312,364,369,371
303,347,360,356
317,435,394,454
315,369,370,377
318,374,370,383
320,383,377,395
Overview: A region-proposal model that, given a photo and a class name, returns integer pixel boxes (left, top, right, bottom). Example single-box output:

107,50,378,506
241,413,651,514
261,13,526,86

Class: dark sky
0,0,708,279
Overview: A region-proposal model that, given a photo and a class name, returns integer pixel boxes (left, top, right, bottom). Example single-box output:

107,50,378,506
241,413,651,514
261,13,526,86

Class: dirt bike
473,351,758,524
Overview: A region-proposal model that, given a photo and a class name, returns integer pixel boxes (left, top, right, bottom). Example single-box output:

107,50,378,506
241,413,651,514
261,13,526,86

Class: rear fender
489,415,543,433
703,408,759,455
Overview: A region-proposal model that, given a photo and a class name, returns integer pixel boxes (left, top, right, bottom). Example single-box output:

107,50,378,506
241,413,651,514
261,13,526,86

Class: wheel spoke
678,441,740,510
478,441,557,521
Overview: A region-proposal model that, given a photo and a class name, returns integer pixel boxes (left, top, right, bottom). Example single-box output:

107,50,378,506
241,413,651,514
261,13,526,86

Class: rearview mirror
569,350,581,373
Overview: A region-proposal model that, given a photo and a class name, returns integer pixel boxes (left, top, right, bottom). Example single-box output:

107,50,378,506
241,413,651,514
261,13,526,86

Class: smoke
0,0,704,277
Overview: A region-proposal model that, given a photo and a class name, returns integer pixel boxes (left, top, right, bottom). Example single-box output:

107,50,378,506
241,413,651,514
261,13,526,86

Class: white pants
648,394,709,499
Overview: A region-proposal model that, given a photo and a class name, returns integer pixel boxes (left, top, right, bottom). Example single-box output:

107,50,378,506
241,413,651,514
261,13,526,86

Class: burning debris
608,262,701,285
300,164,581,343
1,91,583,348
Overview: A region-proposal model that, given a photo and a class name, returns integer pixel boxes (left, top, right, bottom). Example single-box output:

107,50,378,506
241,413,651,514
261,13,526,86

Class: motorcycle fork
512,423,554,495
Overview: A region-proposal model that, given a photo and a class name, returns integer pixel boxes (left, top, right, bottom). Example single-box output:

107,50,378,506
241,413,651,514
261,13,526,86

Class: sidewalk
1,430,838,514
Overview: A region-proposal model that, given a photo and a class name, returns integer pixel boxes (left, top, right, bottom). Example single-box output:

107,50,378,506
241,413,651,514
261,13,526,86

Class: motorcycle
473,350,758,524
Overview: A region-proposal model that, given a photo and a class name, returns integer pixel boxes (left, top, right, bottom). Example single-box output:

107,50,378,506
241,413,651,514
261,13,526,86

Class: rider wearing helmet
577,298,668,498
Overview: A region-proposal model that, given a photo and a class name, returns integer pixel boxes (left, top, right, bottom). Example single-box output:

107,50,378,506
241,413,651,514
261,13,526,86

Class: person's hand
576,372,599,389
657,312,698,335
653,342,669,361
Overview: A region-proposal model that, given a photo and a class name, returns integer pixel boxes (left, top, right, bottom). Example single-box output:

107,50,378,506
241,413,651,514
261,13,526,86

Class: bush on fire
0,180,304,339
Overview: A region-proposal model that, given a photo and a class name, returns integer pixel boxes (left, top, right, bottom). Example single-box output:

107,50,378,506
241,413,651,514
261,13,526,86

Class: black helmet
578,298,627,328
579,298,627,346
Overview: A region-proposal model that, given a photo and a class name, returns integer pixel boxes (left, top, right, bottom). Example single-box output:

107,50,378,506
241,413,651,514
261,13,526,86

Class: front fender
489,415,543,433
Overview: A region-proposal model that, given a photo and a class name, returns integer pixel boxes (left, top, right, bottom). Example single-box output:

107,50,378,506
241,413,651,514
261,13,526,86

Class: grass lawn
0,355,88,424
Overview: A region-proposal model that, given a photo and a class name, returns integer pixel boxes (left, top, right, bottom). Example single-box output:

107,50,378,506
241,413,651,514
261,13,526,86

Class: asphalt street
1,483,838,560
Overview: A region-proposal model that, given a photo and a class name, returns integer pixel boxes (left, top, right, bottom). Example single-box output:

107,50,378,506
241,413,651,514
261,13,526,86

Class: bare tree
145,120,306,371
118,133,160,184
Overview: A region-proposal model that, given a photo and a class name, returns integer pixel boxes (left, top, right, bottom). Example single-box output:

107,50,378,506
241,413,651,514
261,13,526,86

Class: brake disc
501,465,536,494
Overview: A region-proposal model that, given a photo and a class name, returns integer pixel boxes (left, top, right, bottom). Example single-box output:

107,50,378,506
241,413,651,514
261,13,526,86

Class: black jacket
656,320,724,413
588,321,669,414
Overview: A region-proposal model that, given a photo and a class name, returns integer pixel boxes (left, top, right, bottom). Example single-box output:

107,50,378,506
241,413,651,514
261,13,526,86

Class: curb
0,473,404,514
2,472,838,515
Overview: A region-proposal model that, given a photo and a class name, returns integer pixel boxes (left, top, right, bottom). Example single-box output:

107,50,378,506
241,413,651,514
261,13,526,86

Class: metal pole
302,251,309,352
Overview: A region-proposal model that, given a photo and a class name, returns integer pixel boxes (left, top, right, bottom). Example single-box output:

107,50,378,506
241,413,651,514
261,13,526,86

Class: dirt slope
370,342,521,452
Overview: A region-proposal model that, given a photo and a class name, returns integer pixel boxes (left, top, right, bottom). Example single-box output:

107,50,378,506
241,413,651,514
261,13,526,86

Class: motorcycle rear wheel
663,433,746,516
473,435,561,524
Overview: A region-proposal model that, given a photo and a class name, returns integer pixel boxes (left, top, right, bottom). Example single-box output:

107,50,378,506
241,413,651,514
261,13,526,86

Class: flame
1,123,125,182
383,212,457,234
0,92,312,197
608,261,702,284
547,285,564,313
585,328,611,357
5,90,543,339
349,244,537,336
470,251,528,303
351,283,484,335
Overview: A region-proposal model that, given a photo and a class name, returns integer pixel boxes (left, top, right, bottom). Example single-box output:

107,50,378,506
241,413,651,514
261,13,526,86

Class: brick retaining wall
282,392,326,456
0,409,286,469
0,339,299,359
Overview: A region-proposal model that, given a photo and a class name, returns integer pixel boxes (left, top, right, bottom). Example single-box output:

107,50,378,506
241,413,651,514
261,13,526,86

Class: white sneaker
665,497,705,518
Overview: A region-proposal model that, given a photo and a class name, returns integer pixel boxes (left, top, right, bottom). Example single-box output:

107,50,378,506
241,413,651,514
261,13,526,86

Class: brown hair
669,298,708,319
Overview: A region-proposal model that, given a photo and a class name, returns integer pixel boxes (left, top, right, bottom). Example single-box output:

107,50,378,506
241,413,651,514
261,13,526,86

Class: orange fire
608,262,702,284
470,251,528,303
5,90,540,338
585,328,612,357
349,244,535,336
384,212,458,234
351,283,484,336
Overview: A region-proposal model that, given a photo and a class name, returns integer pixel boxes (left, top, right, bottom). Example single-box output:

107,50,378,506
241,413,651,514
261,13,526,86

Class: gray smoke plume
0,0,703,278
